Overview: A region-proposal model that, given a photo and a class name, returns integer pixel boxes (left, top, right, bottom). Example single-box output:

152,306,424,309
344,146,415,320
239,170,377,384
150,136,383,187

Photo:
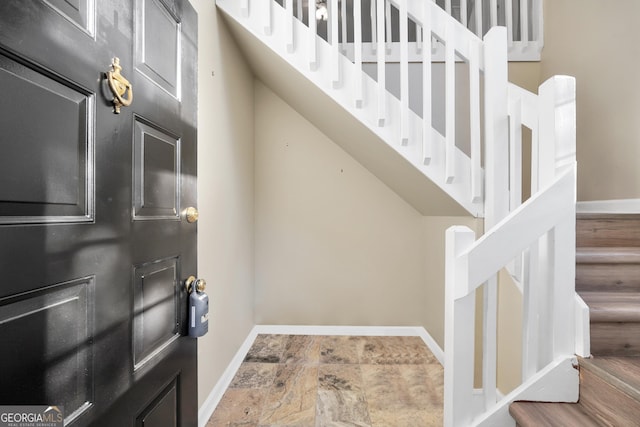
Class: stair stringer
473,356,579,426
217,0,484,217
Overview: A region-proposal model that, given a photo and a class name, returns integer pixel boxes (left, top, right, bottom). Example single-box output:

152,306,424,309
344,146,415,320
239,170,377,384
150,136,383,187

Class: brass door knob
185,207,199,223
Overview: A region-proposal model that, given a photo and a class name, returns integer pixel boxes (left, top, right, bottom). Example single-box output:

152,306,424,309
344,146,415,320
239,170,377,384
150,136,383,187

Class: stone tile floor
207,334,444,426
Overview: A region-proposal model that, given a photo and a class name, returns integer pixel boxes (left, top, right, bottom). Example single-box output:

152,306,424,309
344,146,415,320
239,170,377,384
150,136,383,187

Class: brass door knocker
106,57,133,113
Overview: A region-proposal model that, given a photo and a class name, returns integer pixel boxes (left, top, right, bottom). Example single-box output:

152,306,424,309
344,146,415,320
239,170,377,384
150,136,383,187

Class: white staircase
216,0,586,425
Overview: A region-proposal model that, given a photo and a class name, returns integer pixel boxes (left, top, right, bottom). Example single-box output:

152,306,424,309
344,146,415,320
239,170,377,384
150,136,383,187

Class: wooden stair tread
577,215,640,247
581,356,640,402
577,247,640,264
509,401,598,426
580,292,640,322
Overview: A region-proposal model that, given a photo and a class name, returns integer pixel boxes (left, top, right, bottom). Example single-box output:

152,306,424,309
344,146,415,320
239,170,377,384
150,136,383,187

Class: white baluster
377,0,386,126
341,0,347,54
469,39,481,202
483,275,498,411
445,0,452,14
416,24,423,53
331,0,340,87
505,0,514,48
371,0,377,55
385,0,392,53
354,0,363,108
264,0,272,35
490,0,498,27
296,0,303,20
422,0,432,164
534,0,543,49
475,0,483,37
522,243,540,380
286,0,294,52
461,0,468,27
400,0,409,145
522,0,530,46
432,0,439,55
309,0,317,70
445,20,455,182
241,0,249,17
509,98,522,210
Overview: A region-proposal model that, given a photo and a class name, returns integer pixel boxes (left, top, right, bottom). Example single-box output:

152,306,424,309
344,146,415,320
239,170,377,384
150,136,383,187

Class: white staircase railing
284,0,543,61
217,0,582,425
445,76,581,426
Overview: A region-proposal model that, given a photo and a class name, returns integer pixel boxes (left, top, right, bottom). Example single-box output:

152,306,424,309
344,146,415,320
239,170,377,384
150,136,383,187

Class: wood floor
207,334,444,426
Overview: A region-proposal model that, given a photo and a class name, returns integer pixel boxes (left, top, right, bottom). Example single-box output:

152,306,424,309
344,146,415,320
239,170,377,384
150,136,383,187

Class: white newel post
539,76,577,358
445,226,477,427
538,76,577,187
483,27,509,230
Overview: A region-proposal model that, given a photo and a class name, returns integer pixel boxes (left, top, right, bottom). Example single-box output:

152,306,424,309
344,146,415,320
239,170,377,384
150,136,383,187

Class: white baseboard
197,324,444,426
197,326,260,427
577,198,640,214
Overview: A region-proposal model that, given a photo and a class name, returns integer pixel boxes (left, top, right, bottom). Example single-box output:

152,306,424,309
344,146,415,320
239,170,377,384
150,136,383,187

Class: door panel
136,0,181,98
133,257,181,370
136,377,179,427
42,0,95,35
133,119,181,220
0,53,93,223
0,0,198,425
0,277,94,423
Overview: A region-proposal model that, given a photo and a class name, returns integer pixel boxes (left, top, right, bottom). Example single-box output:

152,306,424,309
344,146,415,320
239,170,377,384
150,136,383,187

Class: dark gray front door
0,0,198,425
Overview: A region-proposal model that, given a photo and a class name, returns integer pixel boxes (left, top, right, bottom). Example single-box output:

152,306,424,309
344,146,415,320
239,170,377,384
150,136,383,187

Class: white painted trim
473,356,579,426
197,324,444,426
197,327,260,427
577,199,640,214
574,293,591,358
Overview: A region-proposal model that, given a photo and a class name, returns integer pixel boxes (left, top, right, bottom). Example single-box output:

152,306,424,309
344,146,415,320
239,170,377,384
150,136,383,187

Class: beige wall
190,0,255,407
542,0,640,201
253,80,479,346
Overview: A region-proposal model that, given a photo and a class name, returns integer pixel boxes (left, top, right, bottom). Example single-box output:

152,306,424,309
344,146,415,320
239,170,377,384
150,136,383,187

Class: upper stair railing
280,0,543,61
222,0,581,425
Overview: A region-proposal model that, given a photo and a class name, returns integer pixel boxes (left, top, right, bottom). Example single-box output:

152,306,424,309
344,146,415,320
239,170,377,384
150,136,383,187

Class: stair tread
577,215,640,247
577,247,640,264
580,292,640,322
509,401,599,426
581,356,640,402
